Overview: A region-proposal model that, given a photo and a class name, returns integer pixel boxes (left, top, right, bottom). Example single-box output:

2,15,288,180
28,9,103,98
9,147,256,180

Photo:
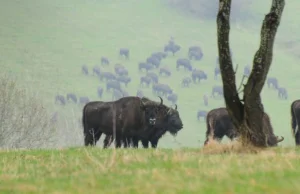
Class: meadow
0,0,300,193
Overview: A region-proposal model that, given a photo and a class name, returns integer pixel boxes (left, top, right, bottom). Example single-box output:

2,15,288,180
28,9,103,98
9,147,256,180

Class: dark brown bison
204,107,284,146
82,96,165,148
291,99,300,145
104,104,183,149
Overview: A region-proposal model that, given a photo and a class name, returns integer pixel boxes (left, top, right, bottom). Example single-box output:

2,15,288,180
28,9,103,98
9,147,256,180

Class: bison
119,48,130,59
176,58,192,71
139,62,153,72
159,67,171,77
66,93,77,103
101,57,109,65
55,95,66,105
197,110,207,121
278,87,288,99
140,76,152,87
82,96,165,148
291,99,300,146
182,77,192,87
204,107,284,146
267,77,279,89
192,70,207,83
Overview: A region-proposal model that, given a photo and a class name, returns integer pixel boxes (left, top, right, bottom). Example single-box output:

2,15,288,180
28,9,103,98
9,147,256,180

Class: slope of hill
0,0,298,148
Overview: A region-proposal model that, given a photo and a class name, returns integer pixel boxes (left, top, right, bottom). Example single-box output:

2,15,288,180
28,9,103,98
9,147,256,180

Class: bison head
140,96,163,126
165,104,183,136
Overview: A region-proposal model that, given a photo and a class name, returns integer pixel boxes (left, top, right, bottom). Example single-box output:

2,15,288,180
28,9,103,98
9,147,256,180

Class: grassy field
1,145,300,193
0,0,299,192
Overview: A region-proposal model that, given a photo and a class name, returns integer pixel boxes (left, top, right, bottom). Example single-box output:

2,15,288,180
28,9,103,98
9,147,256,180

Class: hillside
0,0,299,148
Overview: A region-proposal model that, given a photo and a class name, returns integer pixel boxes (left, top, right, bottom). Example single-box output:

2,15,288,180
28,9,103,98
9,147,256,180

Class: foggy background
0,0,298,149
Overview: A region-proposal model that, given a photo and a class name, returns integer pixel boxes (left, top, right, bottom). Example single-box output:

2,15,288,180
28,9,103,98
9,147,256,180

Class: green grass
1,146,300,194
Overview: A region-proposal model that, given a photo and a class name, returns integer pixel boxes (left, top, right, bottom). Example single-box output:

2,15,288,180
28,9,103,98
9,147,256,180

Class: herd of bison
52,38,299,148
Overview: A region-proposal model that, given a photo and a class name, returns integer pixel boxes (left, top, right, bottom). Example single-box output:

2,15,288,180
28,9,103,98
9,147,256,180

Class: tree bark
217,0,285,147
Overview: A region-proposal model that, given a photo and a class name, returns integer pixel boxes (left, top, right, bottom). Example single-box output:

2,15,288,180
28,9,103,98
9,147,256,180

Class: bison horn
158,96,163,105
175,104,177,110
276,136,284,143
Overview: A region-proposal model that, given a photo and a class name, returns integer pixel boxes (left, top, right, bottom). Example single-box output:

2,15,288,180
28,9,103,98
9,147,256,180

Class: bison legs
84,128,102,146
295,130,300,146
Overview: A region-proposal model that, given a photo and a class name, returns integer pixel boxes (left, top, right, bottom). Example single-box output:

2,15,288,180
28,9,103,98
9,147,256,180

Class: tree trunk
217,0,285,147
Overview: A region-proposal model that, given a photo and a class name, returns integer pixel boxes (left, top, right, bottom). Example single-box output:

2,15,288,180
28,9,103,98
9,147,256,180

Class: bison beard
204,107,284,146
82,96,164,148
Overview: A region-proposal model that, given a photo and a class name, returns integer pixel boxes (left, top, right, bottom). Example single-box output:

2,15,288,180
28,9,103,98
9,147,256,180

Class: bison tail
204,115,214,145
82,104,88,132
291,103,298,137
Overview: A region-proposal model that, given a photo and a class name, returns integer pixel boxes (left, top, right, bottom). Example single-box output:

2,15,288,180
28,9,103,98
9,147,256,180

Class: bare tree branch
217,0,244,127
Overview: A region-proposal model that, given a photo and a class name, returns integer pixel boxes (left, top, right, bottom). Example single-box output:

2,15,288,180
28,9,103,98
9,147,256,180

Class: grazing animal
115,65,128,76
152,83,172,97
82,96,165,148
197,110,207,121
204,107,284,146
55,95,66,105
167,93,178,105
116,75,131,87
99,72,116,82
146,56,160,68
164,44,181,56
140,76,152,87
192,70,207,83
146,72,159,84
112,89,123,101
97,87,103,98
159,67,171,77
106,80,121,92
176,58,192,71
278,87,288,99
188,46,203,61
82,65,88,75
79,97,90,105
139,62,153,72
182,77,192,87
66,93,77,103
151,52,167,60
291,100,300,145
211,86,223,98
93,66,101,76
119,48,130,59
214,66,220,80
244,65,251,76
267,77,279,89
101,57,110,65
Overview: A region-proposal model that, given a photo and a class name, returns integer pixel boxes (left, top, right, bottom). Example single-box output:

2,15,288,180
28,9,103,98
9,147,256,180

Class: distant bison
97,87,103,98
197,110,207,121
214,66,220,80
82,65,88,75
159,67,171,77
146,56,160,68
176,58,192,71
164,43,181,56
93,66,101,76
188,46,203,61
140,76,152,87
182,77,192,87
278,87,288,99
55,95,66,105
151,52,167,60
192,70,207,83
79,96,90,105
136,90,144,98
66,93,77,103
167,93,178,105
106,80,121,92
211,86,223,98
139,62,153,72
101,57,109,65
116,75,131,87
152,83,172,97
119,48,129,59
99,72,116,82
146,72,159,84
267,77,279,89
